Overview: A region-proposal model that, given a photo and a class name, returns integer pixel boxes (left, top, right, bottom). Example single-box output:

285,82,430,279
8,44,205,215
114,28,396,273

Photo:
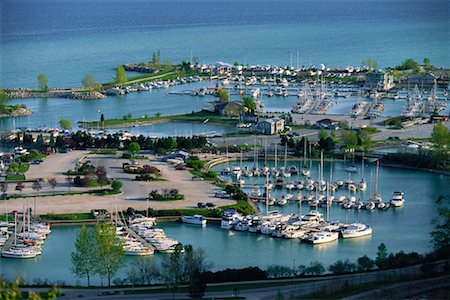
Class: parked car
205,202,216,208
192,175,204,181
197,202,206,208
175,164,186,170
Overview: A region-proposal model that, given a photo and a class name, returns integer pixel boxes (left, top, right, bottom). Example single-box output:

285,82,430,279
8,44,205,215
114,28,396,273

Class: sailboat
301,138,311,177
371,160,382,203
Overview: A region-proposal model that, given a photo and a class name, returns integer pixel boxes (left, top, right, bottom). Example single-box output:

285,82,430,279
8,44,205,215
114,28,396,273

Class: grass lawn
40,213,94,221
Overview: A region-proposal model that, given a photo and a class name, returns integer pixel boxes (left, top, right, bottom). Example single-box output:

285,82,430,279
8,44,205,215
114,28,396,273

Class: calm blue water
1,0,449,88
1,161,448,285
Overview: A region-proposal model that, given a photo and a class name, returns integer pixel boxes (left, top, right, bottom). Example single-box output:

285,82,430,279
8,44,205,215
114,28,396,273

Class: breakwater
5,88,106,100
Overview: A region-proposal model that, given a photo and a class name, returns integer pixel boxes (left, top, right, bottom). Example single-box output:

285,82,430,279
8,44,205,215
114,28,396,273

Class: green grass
40,213,94,221
190,170,219,181
5,174,25,181
82,110,238,128
89,150,117,155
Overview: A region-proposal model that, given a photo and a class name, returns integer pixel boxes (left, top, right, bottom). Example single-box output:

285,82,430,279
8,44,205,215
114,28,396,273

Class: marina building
255,118,285,135
365,71,395,91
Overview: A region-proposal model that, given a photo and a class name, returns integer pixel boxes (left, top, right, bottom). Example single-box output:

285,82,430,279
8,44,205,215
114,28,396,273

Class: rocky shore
5,88,106,100
0,106,32,118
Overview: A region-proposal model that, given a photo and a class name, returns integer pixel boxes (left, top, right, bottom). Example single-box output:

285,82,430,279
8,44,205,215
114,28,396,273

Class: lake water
0,161,448,285
1,0,448,88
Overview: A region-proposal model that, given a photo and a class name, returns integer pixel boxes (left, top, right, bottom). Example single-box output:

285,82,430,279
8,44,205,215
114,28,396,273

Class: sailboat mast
275,143,277,169
265,172,269,216
284,142,287,169
374,160,379,196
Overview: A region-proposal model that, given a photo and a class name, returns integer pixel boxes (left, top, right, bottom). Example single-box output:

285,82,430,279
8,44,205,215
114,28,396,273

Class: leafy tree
328,259,357,274
431,122,450,155
243,96,256,114
341,130,358,150
115,66,127,85
156,49,161,65
59,119,72,130
36,134,45,146
127,257,160,285
0,182,8,195
183,245,212,298
216,89,229,103
397,58,419,70
367,57,378,69
423,57,431,67
304,261,325,275
357,255,375,271
95,166,108,187
266,265,293,278
0,88,9,107
65,176,73,193
375,243,389,269
15,182,25,194
37,74,49,92
48,177,57,191
128,142,141,155
82,74,100,90
162,243,184,296
95,221,125,287
100,113,105,122
71,225,98,286
431,195,450,253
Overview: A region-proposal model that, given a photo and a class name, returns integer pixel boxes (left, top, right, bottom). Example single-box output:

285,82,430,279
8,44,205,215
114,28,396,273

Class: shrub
111,180,123,192
328,259,357,274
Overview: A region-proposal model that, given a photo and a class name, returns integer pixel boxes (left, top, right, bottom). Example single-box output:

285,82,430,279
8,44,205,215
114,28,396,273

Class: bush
304,261,325,275
148,189,184,201
357,255,375,271
266,265,293,278
111,180,123,192
328,259,357,274
203,267,267,283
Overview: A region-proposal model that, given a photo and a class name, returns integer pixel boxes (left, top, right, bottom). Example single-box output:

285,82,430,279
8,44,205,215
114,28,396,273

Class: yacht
249,187,262,198
1,247,38,259
341,223,372,238
306,231,339,244
390,191,405,207
181,215,207,225
345,166,358,173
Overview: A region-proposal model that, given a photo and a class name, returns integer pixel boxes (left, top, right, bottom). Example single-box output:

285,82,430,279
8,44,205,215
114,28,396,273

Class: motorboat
1,247,38,259
306,231,339,244
341,223,372,238
345,166,358,173
390,191,405,207
181,215,207,225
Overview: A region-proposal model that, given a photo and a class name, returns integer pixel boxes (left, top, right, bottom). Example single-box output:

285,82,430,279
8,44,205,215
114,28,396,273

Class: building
365,71,394,91
255,118,285,135
163,150,189,162
402,73,438,89
315,118,339,130
214,101,245,117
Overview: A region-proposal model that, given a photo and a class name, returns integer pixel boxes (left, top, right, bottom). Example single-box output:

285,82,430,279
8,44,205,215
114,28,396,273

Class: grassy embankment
81,110,238,129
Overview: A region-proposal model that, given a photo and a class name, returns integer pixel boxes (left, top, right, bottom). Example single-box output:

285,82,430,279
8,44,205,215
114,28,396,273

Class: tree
59,119,72,130
304,261,325,275
375,243,389,269
328,259,357,274
423,57,431,67
95,221,125,287
128,142,141,155
398,58,419,70
431,123,450,154
95,166,108,189
341,130,358,150
366,57,378,69
0,88,9,107
0,182,8,195
32,181,42,215
357,255,375,271
243,96,256,114
48,177,57,192
431,195,449,253
156,49,161,65
65,176,73,193
111,180,122,192
71,224,98,286
82,74,100,90
266,265,294,278
161,243,184,296
216,89,229,103
15,182,25,194
116,66,127,85
127,257,160,286
183,245,212,298
37,74,48,92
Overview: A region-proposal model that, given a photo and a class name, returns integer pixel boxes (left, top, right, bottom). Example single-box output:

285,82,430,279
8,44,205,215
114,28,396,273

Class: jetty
1,220,24,252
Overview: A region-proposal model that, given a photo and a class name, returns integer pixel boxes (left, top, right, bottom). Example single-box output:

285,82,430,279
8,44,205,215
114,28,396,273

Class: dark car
175,164,186,170
197,202,206,208
205,202,216,208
